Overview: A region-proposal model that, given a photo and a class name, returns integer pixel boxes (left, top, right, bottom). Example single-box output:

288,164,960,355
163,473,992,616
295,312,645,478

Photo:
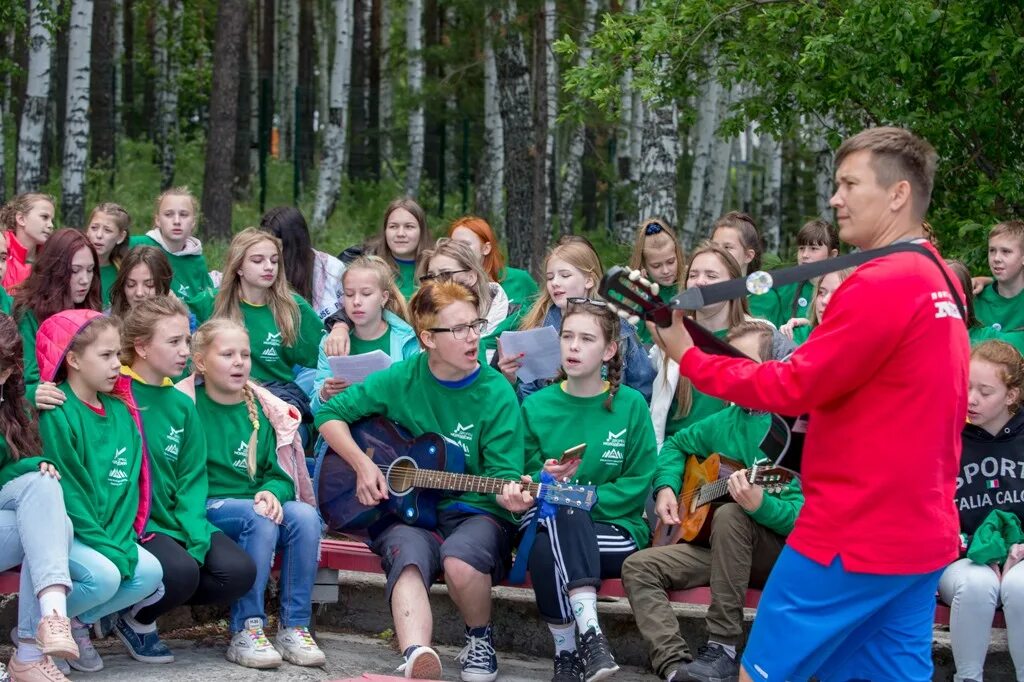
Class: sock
548,623,576,655
569,591,601,635
708,640,736,659
131,584,165,614
38,590,67,619
123,612,157,634
16,641,44,664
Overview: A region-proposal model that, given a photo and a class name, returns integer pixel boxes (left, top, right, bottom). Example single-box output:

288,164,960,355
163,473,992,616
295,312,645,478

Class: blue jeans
206,498,320,632
0,473,74,639
66,541,163,625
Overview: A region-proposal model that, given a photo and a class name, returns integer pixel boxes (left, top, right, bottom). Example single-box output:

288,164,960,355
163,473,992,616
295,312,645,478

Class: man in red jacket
651,127,969,682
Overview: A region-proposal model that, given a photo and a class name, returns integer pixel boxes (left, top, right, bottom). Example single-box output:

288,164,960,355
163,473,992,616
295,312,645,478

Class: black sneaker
552,649,585,682
677,642,738,682
578,627,618,682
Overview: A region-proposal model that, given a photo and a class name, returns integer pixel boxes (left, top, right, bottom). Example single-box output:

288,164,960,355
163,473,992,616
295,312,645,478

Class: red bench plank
0,571,18,593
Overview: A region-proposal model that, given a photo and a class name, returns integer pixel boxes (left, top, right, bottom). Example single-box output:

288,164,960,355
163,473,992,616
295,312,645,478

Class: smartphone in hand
560,443,586,465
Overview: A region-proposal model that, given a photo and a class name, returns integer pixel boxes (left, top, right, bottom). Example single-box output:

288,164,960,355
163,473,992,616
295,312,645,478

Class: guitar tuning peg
628,269,640,282
628,315,641,326
616,309,631,321
649,282,660,296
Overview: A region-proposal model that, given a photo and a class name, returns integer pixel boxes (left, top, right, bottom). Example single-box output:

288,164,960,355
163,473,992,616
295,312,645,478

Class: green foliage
558,0,1024,272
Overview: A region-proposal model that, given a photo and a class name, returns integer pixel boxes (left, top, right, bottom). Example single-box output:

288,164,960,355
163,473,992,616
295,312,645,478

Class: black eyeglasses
644,222,665,236
428,318,488,340
419,269,470,284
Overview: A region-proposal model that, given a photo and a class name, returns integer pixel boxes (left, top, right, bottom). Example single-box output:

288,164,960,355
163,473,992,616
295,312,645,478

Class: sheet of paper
499,326,561,384
328,350,393,384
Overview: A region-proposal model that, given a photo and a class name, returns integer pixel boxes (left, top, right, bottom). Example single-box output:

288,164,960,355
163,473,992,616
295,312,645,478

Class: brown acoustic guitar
652,454,794,547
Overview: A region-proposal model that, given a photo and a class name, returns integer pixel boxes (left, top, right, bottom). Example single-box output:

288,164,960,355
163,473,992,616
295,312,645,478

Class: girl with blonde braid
186,319,323,670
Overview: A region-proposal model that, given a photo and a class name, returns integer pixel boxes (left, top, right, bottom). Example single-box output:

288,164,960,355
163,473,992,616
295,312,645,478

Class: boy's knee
442,557,484,586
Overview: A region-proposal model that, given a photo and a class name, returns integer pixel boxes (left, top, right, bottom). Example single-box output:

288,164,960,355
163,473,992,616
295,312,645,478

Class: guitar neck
411,469,540,496
696,478,731,507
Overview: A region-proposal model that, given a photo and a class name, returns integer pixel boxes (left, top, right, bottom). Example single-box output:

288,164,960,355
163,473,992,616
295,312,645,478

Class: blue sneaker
457,625,497,682
113,616,174,664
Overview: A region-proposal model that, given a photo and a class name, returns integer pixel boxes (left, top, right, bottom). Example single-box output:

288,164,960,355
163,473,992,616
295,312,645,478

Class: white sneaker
225,618,282,669
273,626,326,667
396,646,442,679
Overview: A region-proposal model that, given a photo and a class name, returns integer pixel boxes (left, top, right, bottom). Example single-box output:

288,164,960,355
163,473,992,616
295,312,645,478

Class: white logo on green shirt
108,447,129,487
177,283,191,298
449,423,475,454
601,428,626,465
261,332,282,360
167,426,184,443
232,440,249,471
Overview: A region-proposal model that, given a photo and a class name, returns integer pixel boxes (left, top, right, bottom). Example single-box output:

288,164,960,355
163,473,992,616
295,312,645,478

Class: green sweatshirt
39,387,143,578
395,258,418,300
190,292,325,383
663,328,729,438
522,383,656,548
775,281,815,327
130,234,214,300
0,286,12,315
349,328,390,356
0,433,51,487
970,324,1024,357
315,353,525,522
655,405,804,537
128,374,218,563
748,288,782,325
99,263,118,309
966,509,1024,566
17,309,41,406
499,267,539,308
638,283,679,346
195,385,295,502
975,283,1024,334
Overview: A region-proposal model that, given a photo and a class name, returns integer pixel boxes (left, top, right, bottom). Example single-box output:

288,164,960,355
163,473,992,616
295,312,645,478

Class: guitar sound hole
389,460,417,493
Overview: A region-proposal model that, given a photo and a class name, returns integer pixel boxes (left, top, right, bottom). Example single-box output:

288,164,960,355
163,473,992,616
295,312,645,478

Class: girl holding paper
310,255,419,413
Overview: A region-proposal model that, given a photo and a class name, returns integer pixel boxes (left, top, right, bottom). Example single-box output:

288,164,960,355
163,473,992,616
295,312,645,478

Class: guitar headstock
541,482,598,512
599,266,674,328
748,465,795,494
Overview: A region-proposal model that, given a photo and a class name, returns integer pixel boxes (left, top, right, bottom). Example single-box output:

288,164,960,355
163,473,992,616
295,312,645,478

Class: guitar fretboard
410,469,543,496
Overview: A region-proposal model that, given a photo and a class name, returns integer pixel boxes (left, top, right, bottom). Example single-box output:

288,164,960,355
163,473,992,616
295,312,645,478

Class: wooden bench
317,538,1003,628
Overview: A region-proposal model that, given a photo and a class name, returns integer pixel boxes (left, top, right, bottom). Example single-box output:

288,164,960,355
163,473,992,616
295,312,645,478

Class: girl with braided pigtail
518,299,657,682
183,319,323,670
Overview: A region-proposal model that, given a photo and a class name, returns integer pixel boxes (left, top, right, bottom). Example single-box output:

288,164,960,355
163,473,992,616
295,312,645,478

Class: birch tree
404,0,425,197
680,71,722,243
113,0,123,134
312,0,354,228
544,0,557,229
378,0,393,166
617,0,638,185
811,118,835,220
276,0,299,160
760,133,783,253
17,0,54,193
496,2,541,274
697,83,734,233
475,30,504,230
637,57,680,242
315,0,329,137
154,0,182,189
61,0,95,228
557,0,597,235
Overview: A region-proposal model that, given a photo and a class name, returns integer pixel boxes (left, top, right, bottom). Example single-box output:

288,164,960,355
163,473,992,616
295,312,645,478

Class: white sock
569,591,601,636
665,671,677,682
38,590,67,619
16,641,44,663
548,623,576,655
709,640,736,659
131,584,165,614
124,612,157,634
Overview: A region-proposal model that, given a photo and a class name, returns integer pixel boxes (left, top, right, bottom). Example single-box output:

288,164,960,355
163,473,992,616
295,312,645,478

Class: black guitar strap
669,240,967,321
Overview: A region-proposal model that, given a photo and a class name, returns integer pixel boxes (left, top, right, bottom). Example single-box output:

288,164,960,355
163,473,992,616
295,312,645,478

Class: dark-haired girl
711,211,780,323
85,203,131,309
107,246,175,320
365,198,434,300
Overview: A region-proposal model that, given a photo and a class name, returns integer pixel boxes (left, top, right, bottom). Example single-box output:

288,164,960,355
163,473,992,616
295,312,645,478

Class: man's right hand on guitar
655,487,681,526
355,458,389,506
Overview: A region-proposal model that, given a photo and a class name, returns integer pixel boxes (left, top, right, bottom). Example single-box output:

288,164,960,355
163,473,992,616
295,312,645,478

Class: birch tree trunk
637,97,680,238
378,0,393,166
475,30,504,230
496,2,540,274
201,0,249,240
617,0,638,184
680,71,721,243
0,102,5,204
812,118,834,220
17,0,54,193
315,0,329,137
740,123,754,212
276,0,299,160
312,0,354,228
154,0,181,189
543,0,556,230
697,83,734,233
404,0,424,197
760,133,783,254
61,0,95,228
113,0,123,134
556,0,597,235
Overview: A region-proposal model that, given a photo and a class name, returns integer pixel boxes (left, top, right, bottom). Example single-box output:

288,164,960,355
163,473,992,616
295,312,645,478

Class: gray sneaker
273,626,325,667
68,625,103,672
225,618,282,669
676,643,738,682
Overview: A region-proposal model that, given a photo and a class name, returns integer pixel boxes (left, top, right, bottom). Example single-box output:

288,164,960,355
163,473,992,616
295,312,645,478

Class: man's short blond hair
835,127,938,219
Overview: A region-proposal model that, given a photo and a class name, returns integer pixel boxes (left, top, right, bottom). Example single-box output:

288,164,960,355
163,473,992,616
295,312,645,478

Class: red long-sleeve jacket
680,242,968,574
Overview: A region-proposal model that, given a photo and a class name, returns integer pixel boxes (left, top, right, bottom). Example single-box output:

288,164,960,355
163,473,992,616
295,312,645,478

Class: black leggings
134,532,257,624
527,506,637,624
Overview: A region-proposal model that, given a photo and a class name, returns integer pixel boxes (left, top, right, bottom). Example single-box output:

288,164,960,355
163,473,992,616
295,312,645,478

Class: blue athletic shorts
741,546,942,682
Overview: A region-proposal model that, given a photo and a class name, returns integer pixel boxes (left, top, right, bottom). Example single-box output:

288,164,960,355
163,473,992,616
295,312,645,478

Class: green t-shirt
99,263,118,309
663,328,729,437
0,286,13,316
0,432,50,488
522,383,656,548
775,280,815,327
395,258,418,301
747,288,782,325
792,324,812,346
970,324,1024,357
130,234,214,301
655,405,804,537
39,386,143,578
195,385,296,502
638,283,678,346
190,292,325,383
499,267,539,308
350,327,391,356
315,353,525,522
128,374,218,563
17,309,41,406
975,283,1024,334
